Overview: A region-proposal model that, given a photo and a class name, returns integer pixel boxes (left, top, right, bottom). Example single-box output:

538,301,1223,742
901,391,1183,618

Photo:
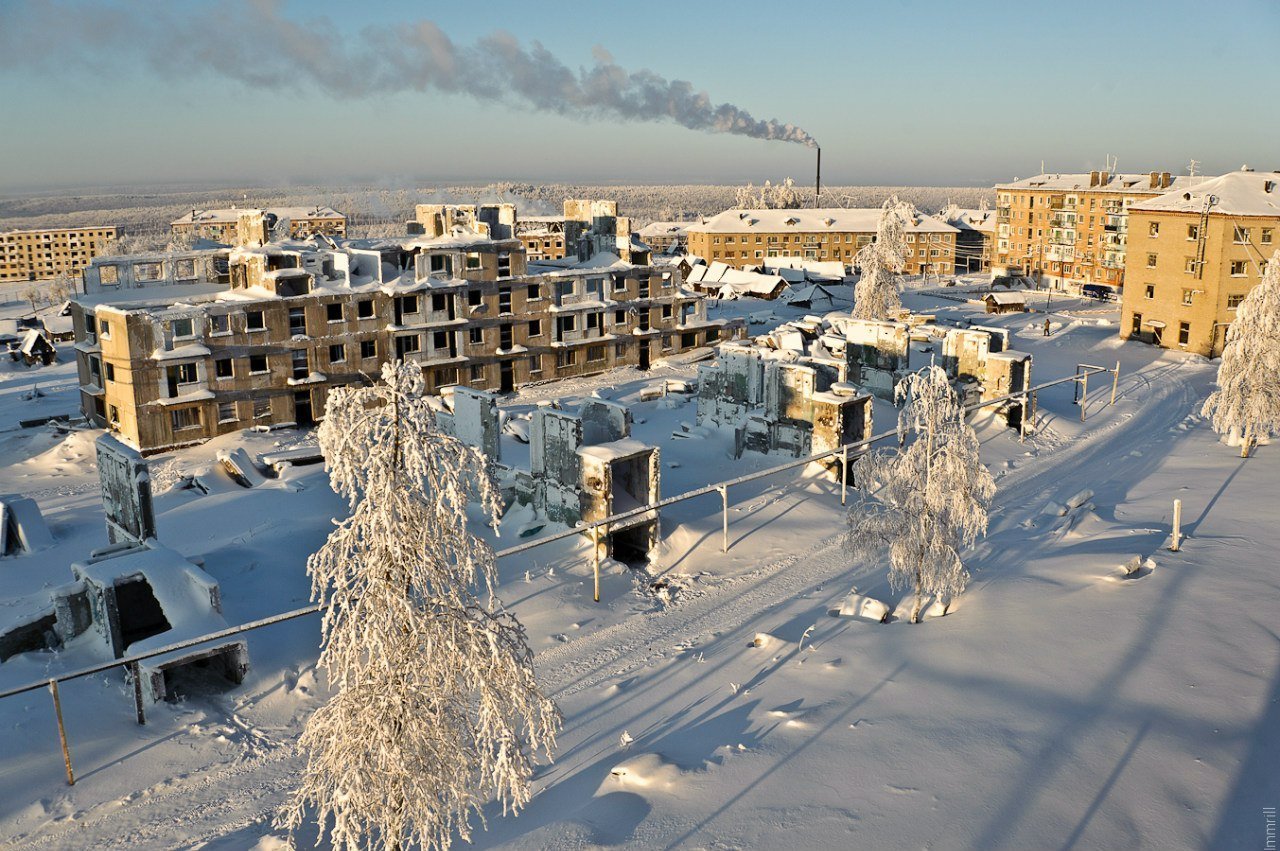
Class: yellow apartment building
686,208,958,277
0,226,120,283
995,170,1202,292
1119,169,1279,357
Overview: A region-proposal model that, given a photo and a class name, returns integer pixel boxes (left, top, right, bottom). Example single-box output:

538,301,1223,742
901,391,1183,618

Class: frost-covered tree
279,362,560,851
734,182,759,209
851,196,914,320
846,365,996,623
1202,250,1280,457
769,177,803,210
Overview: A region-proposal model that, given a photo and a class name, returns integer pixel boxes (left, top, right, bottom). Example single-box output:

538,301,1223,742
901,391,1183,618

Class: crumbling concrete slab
452,386,501,460
0,494,54,555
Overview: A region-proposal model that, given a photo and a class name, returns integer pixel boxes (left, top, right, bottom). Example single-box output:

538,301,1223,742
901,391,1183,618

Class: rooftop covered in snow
687,208,958,235
1129,169,1280,218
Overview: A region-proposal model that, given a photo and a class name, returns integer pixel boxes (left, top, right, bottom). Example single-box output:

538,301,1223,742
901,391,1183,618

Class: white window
1230,260,1247,276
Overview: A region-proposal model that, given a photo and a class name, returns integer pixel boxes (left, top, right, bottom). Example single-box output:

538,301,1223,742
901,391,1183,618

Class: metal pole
1110,360,1120,406
132,662,146,726
592,525,601,603
1080,371,1089,422
49,679,74,786
719,485,729,553
840,446,849,506
1171,499,1182,551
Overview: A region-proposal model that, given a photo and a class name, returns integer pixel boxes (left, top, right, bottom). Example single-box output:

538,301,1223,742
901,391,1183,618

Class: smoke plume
2,0,817,148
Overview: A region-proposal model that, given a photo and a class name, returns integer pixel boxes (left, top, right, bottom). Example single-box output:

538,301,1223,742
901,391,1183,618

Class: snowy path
2,345,1214,849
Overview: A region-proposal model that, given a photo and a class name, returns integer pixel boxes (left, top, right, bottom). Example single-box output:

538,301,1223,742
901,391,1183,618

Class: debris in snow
1065,489,1094,510
834,592,891,623
619,730,634,750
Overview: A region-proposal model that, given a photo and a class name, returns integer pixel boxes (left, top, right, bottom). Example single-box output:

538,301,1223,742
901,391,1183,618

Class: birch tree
846,365,996,622
851,196,914,320
1202,250,1280,457
279,362,559,851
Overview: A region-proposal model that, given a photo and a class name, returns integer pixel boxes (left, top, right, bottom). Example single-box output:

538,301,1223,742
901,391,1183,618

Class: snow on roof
1129,170,1280,218
686,208,958,235
40,313,74,335
996,172,1204,195
946,208,998,233
984,291,1027,305
18,329,52,355
171,206,345,226
638,221,691,238
577,437,653,462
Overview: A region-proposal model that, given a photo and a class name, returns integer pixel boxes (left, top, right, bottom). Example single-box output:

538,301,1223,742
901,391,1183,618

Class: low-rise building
638,221,691,254
170,206,347,243
73,203,736,453
994,170,1201,292
685,208,957,277
1119,169,1280,357
945,207,997,273
0,226,120,283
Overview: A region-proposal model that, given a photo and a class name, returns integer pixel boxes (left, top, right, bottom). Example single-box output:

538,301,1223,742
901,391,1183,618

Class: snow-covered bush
1202,250,1280,457
278,362,559,851
851,196,914,320
846,365,996,623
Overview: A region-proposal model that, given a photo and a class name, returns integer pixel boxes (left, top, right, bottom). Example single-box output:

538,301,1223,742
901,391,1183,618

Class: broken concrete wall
0,494,54,555
941,328,992,383
842,318,909,401
452,387,501,460
695,344,766,427
808,388,874,456
579,398,631,445
763,361,822,425
577,439,660,559
983,351,1032,403
96,434,157,544
531,406,583,490
140,640,249,704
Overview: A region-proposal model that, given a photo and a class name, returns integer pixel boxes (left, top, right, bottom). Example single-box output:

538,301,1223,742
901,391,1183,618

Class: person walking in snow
1043,317,1051,337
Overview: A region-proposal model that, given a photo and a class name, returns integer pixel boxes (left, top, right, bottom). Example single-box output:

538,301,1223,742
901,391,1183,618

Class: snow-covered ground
0,284,1275,849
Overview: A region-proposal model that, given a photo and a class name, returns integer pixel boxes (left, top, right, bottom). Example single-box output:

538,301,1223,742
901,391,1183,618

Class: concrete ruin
0,493,53,556
696,343,874,462
827,317,911,401
515,397,660,562
941,326,1033,426
72,542,248,704
96,433,158,543
0,435,250,708
436,386,502,460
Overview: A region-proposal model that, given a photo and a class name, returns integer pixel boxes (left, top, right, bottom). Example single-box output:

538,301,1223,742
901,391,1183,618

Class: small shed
982,291,1027,314
16,329,56,366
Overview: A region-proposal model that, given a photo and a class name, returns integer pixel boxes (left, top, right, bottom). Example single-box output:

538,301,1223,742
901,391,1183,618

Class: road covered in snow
0,289,1276,849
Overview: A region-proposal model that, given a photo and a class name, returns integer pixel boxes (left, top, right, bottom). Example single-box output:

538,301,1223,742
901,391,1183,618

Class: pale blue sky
1,0,1276,191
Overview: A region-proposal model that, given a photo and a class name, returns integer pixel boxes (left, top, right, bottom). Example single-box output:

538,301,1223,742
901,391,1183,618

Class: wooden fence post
48,679,74,786
592,525,601,603
1171,499,1182,551
1110,360,1120,406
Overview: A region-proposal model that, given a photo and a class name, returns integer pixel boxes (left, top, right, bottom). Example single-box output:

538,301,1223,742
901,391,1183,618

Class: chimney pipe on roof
1161,172,1172,188
1149,171,1159,189
1099,171,1110,186
1089,171,1100,187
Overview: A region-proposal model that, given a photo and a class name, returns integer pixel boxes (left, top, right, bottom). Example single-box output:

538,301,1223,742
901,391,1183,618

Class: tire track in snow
0,357,1202,850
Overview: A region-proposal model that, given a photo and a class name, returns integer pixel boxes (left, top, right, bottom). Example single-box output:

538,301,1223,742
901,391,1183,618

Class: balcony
1045,245,1075,263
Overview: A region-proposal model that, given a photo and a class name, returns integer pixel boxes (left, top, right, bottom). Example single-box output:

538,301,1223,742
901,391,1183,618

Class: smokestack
815,146,822,207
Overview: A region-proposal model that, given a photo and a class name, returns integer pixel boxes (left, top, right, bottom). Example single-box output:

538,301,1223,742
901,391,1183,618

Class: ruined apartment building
170,206,347,243
515,215,568,261
0,225,120,283
1119,169,1280,357
73,204,734,453
994,170,1204,292
685,208,958,277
